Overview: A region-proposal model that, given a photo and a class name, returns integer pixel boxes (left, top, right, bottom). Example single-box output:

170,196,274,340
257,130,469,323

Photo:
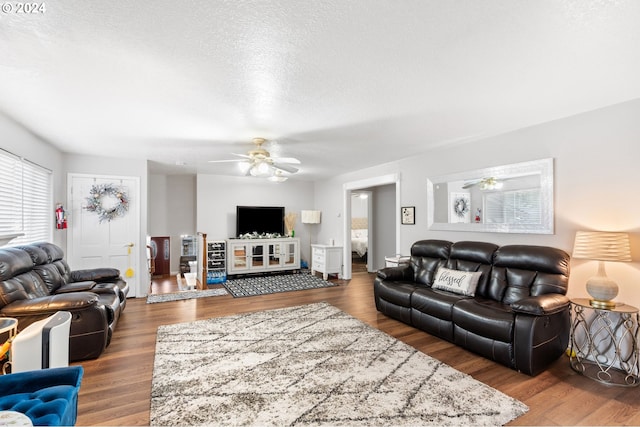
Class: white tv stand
227,238,300,275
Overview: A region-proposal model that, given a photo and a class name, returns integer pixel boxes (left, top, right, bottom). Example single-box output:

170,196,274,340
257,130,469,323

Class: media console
227,238,300,275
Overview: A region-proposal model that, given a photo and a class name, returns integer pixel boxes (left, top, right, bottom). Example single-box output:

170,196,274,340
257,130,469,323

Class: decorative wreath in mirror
85,183,129,223
453,196,470,218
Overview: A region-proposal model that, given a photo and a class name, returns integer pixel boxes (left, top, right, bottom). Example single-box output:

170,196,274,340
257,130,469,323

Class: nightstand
569,298,639,387
311,244,342,280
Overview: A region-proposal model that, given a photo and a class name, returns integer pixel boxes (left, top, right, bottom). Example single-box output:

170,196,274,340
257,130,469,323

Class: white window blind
483,188,542,225
0,149,52,245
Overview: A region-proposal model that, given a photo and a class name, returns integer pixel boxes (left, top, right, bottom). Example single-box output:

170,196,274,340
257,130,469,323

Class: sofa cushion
33,242,66,263
432,267,482,296
15,245,50,266
0,249,34,281
411,287,469,320
410,240,451,286
413,257,446,286
491,245,570,304
452,298,514,343
33,264,65,294
374,281,416,307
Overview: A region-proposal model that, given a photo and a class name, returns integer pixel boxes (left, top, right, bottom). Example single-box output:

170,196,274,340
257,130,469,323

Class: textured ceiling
1,0,639,179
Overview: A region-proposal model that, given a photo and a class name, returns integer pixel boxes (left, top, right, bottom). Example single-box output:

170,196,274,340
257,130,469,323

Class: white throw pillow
432,267,482,296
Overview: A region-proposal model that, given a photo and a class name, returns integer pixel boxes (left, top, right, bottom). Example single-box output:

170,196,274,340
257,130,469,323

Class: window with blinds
0,149,52,245
483,188,542,225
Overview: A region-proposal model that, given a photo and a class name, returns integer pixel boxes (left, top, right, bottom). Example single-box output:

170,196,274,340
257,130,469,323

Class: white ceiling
1,1,639,180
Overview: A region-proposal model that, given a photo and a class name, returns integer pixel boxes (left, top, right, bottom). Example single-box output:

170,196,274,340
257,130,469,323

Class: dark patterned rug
150,302,528,426
223,273,336,297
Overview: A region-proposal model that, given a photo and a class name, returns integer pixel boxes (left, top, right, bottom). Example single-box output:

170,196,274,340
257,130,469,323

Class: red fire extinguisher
55,204,67,229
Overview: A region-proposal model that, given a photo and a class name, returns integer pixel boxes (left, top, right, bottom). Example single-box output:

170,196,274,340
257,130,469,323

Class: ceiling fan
462,174,528,190
208,137,301,178
462,177,503,190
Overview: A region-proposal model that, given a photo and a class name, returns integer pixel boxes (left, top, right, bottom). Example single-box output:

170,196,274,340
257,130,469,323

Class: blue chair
0,366,83,426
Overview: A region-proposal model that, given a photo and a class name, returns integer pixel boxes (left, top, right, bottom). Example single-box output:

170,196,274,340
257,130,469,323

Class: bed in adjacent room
351,217,368,259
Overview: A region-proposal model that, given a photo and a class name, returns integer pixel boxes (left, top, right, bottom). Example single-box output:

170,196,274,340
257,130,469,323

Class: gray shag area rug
223,273,336,297
150,302,528,426
146,288,228,304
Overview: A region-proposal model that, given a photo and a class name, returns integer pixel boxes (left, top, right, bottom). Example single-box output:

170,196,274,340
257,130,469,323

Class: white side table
385,255,410,268
0,411,33,426
311,244,342,280
569,298,639,387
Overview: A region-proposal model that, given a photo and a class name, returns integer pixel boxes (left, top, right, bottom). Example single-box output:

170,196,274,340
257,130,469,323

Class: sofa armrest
0,292,99,317
376,265,413,281
55,281,97,294
71,268,120,283
511,294,570,316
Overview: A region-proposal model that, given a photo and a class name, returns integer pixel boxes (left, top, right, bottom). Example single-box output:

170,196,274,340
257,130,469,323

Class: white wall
148,174,197,273
351,194,368,218
197,174,316,264
0,113,65,247
371,184,396,270
315,99,640,308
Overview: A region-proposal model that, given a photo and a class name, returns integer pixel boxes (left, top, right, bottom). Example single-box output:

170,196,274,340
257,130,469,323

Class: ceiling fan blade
272,163,299,174
271,157,301,165
207,159,245,163
462,182,478,189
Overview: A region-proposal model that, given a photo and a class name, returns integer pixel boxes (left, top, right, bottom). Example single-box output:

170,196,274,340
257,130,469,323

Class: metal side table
569,298,639,387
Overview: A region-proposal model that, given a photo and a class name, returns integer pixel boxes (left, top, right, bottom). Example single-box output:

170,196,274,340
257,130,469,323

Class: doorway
350,191,371,273
343,174,400,280
150,236,170,276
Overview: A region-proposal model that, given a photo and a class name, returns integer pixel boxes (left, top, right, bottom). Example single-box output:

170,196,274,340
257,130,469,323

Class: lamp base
585,268,618,309
588,299,616,309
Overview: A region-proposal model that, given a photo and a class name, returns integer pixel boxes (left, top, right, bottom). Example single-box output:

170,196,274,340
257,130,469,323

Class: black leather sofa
0,242,128,361
374,239,571,376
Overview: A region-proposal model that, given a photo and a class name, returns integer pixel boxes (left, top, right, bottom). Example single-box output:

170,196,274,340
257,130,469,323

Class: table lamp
572,231,632,309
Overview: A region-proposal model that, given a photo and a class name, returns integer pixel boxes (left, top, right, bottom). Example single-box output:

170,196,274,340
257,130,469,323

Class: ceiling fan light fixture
479,177,503,191
209,137,301,180
268,175,288,183
238,162,251,174
268,170,288,182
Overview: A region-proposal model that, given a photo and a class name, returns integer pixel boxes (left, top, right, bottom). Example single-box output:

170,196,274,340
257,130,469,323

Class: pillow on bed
351,229,367,239
432,267,481,296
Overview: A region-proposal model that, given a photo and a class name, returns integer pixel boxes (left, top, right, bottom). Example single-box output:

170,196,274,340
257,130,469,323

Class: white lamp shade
572,231,632,262
301,210,321,224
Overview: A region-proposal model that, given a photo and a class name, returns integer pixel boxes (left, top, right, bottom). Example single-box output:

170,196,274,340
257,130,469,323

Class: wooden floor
75,273,640,426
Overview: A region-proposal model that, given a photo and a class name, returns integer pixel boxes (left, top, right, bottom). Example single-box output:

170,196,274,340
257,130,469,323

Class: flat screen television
236,206,285,237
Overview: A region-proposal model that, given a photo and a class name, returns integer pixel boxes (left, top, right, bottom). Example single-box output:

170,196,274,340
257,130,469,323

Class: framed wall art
401,206,415,225
449,192,471,223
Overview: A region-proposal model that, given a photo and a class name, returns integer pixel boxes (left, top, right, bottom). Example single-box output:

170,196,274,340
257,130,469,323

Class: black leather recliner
374,240,571,376
0,242,128,361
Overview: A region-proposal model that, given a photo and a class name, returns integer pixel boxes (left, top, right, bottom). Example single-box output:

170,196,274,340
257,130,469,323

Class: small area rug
150,302,528,426
146,288,228,304
223,273,336,297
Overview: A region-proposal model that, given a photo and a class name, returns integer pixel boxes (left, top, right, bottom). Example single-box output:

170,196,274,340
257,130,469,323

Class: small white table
0,410,32,426
311,244,342,280
385,255,410,268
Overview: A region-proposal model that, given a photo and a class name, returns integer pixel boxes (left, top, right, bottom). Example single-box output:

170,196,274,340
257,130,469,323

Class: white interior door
67,174,140,297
